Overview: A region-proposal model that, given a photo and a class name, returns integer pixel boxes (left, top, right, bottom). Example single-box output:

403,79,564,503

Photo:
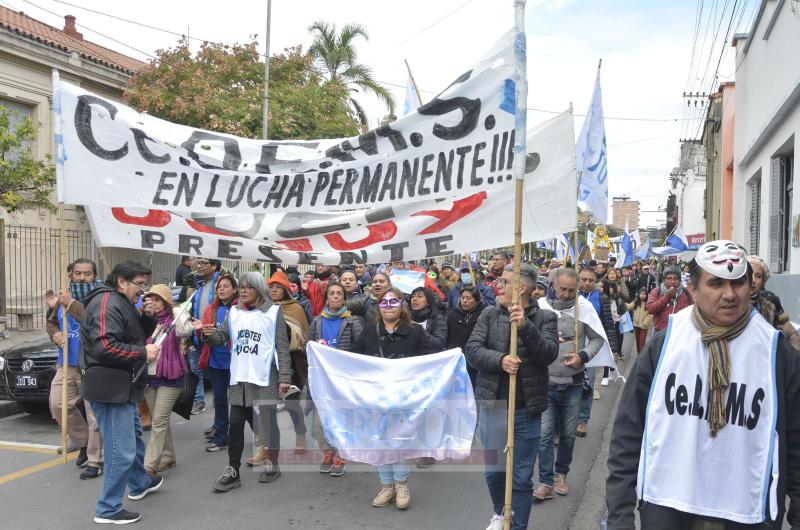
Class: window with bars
749,175,760,255
769,151,794,273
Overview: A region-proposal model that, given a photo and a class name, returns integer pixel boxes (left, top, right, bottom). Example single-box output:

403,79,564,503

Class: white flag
538,297,617,370
403,70,421,116
306,342,476,466
576,69,609,223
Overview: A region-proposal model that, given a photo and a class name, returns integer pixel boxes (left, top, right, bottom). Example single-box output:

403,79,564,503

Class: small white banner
306,341,476,466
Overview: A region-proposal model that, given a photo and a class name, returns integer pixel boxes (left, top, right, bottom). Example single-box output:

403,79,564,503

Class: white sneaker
600,377,609,387
486,513,504,530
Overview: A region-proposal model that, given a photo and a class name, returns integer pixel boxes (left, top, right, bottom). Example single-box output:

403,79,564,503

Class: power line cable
394,0,473,46
692,0,743,139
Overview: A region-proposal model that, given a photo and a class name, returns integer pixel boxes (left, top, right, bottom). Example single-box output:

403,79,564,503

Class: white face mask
695,240,747,280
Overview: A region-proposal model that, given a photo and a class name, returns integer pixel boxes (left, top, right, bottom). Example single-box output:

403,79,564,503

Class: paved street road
0,340,633,530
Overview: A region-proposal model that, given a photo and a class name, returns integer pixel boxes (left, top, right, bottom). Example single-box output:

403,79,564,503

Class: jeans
89,401,151,519
480,405,541,530
188,347,205,405
378,462,410,484
578,367,595,424
208,368,230,445
285,392,307,436
538,384,583,486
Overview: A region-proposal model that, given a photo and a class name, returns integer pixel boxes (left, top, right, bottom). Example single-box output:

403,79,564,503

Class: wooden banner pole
503,1,527,527
59,205,69,464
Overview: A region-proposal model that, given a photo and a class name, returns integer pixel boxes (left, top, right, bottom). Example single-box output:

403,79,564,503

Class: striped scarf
691,305,752,436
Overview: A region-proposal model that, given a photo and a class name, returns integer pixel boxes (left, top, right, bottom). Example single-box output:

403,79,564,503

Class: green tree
124,37,359,140
0,106,56,213
308,20,396,130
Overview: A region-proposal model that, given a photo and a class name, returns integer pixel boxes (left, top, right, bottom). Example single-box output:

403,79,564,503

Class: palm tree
308,20,396,130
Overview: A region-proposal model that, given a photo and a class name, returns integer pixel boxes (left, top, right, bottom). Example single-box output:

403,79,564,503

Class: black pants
228,405,281,469
640,502,780,529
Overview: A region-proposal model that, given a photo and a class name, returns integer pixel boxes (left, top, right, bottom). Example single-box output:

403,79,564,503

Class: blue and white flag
555,232,579,262
620,221,634,267
389,269,426,294
665,225,689,252
635,237,653,260
307,342,476,466
576,69,609,223
619,310,634,334
536,239,554,251
403,70,421,116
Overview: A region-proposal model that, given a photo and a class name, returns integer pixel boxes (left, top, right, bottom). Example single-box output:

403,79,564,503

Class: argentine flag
665,225,689,252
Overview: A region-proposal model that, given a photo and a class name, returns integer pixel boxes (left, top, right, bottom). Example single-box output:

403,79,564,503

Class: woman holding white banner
198,272,292,492
353,286,434,510
307,282,363,477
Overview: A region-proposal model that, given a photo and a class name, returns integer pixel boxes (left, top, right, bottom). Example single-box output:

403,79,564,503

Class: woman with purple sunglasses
352,286,434,511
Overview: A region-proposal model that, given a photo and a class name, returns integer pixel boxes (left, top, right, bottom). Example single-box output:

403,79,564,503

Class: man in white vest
606,240,800,529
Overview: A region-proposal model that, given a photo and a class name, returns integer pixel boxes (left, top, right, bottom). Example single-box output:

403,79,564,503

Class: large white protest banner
85,111,576,265
306,342,476,466
55,33,524,214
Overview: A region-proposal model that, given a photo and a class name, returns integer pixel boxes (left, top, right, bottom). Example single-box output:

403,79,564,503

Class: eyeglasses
379,297,403,309
128,279,147,290
239,285,254,291
195,260,211,267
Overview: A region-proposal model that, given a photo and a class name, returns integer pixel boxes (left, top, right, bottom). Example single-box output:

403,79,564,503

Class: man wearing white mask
606,240,800,529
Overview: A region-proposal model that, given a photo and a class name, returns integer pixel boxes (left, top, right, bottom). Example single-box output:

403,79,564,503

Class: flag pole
52,68,70,465
59,205,69,464
404,59,424,105
261,0,272,140
503,1,527,528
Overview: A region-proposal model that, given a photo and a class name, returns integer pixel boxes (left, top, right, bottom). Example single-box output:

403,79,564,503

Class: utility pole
262,0,272,140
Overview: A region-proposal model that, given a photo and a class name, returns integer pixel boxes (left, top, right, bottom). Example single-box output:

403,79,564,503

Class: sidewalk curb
568,356,635,530
0,400,21,418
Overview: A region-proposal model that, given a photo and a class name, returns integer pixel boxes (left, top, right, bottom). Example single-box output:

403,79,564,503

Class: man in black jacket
466,263,559,530
606,240,800,529
80,260,162,525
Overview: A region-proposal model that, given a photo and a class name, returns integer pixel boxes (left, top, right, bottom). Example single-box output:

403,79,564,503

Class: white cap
695,240,748,280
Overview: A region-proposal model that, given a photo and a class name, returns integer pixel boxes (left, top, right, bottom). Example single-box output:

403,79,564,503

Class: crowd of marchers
42,243,800,529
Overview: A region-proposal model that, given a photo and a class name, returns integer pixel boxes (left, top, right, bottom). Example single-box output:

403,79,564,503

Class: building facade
670,140,707,238
702,82,736,241
611,197,639,230
732,0,800,275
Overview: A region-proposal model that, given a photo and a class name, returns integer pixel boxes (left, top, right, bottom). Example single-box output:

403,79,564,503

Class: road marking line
0,451,78,485
0,441,62,454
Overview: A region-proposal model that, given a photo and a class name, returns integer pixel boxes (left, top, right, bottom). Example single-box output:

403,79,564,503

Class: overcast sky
8,0,759,229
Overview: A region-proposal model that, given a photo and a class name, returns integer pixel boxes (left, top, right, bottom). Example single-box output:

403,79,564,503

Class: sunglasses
379,297,403,309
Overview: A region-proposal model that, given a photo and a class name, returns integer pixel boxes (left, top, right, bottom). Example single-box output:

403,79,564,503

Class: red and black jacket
79,283,150,403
